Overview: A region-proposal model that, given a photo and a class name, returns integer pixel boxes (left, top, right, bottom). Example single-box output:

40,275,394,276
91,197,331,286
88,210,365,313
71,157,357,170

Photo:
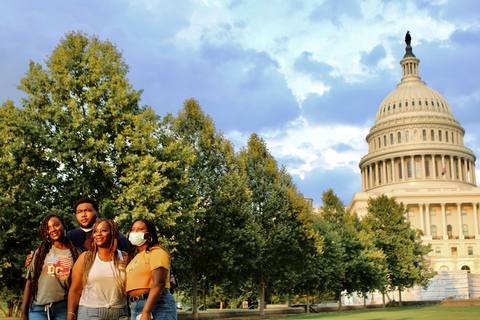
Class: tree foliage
363,194,436,303
0,31,186,303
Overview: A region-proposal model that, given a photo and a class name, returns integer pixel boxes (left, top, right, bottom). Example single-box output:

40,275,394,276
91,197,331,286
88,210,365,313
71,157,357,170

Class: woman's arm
21,279,33,320
139,267,168,320
67,252,86,320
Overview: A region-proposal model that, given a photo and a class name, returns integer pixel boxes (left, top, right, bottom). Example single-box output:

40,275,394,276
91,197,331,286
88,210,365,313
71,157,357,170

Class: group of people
21,198,177,320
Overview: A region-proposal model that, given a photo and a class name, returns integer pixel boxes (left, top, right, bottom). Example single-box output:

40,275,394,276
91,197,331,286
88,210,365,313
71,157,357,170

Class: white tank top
79,251,126,308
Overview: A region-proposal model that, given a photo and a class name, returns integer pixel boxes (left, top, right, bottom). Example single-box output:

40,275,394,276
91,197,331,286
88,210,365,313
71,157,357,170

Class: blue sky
1,0,479,206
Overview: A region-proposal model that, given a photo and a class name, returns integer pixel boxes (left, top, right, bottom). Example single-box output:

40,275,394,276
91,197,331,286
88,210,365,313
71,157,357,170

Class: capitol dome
358,40,476,192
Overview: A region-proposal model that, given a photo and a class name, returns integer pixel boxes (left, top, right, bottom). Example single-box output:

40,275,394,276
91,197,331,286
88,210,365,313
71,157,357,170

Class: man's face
75,203,98,228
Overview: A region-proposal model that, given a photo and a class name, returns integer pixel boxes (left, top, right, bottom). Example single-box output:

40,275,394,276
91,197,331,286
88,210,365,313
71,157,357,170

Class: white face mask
129,232,148,246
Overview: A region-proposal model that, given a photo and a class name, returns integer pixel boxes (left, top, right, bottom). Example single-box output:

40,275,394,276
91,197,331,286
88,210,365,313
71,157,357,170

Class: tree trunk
382,291,386,308
287,293,291,307
192,276,198,320
363,295,367,310
306,287,310,314
399,286,403,307
259,276,265,316
338,290,342,311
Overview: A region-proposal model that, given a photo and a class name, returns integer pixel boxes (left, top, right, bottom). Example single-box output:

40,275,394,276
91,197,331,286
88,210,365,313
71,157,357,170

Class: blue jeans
77,305,129,320
130,291,176,320
29,300,68,320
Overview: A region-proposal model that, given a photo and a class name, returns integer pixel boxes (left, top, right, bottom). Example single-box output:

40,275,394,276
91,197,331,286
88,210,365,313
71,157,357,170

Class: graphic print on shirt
45,254,73,281
126,258,140,273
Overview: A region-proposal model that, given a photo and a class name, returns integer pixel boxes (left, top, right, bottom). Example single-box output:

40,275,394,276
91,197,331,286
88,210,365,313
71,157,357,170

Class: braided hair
31,214,80,302
82,219,126,295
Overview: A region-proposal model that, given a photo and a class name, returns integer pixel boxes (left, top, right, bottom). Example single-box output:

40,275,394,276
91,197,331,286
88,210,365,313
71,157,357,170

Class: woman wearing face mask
21,214,80,320
126,219,176,320
67,219,128,320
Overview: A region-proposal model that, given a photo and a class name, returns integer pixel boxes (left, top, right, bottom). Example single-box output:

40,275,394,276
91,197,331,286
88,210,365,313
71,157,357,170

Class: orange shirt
126,246,171,292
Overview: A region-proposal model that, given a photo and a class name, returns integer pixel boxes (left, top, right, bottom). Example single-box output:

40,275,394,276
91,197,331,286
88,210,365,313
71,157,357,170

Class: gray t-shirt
26,246,74,305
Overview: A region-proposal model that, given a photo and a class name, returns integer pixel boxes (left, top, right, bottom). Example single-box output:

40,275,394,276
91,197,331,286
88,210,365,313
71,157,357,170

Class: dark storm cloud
300,69,395,125
292,166,361,207
360,45,387,68
293,51,335,83
132,40,299,132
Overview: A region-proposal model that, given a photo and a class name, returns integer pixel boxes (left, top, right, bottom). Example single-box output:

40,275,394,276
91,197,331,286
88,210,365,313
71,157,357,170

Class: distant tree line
0,31,435,318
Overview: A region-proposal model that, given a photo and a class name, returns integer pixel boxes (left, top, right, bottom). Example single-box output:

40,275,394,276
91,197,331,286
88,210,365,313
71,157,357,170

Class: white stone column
401,157,405,181
419,204,425,235
421,154,426,179
458,157,463,181
391,158,396,183
474,202,479,239
457,203,464,239
410,155,415,179
369,164,373,189
450,156,456,180
472,161,476,185
382,160,387,184
425,203,432,239
441,203,447,239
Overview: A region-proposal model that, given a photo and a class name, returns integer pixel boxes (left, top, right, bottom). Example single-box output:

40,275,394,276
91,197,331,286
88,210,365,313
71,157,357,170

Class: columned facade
349,39,480,274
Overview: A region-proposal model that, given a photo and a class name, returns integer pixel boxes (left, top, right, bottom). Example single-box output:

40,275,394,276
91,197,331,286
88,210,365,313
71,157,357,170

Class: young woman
126,219,176,320
67,219,128,320
21,214,80,320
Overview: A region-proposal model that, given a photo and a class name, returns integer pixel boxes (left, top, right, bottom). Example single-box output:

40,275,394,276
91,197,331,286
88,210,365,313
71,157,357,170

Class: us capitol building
348,34,480,275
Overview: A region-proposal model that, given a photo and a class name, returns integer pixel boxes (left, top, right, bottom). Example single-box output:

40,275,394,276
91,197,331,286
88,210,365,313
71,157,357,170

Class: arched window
399,103,402,108
425,161,430,177
407,162,412,178
398,132,401,143
431,225,437,238
452,132,454,143
439,265,449,271
431,129,435,141
378,137,381,148
390,133,394,145
446,131,449,142
422,129,427,141
461,265,471,273
384,135,387,147
447,225,453,239
419,100,422,106
406,130,410,142
406,101,409,107
398,163,403,179
439,130,442,141
412,100,415,106
463,224,468,237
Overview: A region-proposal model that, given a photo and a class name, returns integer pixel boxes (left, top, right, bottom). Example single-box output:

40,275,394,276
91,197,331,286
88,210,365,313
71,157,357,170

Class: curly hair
31,214,80,302
82,219,126,295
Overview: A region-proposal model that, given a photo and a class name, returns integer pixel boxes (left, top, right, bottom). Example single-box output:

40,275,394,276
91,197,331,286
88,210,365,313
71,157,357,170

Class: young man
68,197,128,252
26,198,128,266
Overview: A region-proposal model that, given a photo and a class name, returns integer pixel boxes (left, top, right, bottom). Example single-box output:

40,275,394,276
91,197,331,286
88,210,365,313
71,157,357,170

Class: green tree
363,194,436,306
0,31,187,311
320,189,386,310
238,134,319,316
171,98,256,320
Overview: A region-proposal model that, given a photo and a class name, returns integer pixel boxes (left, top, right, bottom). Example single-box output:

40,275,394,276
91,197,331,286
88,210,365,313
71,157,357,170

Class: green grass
244,306,480,320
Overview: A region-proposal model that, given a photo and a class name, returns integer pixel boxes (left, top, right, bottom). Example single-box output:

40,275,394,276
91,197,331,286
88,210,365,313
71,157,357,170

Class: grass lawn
238,305,480,320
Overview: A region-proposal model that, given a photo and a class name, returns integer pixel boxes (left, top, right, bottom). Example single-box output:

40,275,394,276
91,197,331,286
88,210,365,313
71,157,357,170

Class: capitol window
435,247,441,255
407,162,412,178
422,129,427,141
425,100,428,106
406,101,408,107
419,100,422,106
446,131,449,142
431,130,435,141
439,130,442,141
463,224,468,237
451,247,457,256
468,247,474,256
431,225,437,237
399,103,402,108
446,210,451,215
425,161,430,177
406,130,410,142
412,100,415,106
384,135,387,147
398,132,401,143
390,133,394,145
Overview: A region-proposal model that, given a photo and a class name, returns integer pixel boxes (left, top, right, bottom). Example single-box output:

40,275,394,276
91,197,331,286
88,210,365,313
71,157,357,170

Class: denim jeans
77,305,129,320
130,291,176,320
29,300,68,320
